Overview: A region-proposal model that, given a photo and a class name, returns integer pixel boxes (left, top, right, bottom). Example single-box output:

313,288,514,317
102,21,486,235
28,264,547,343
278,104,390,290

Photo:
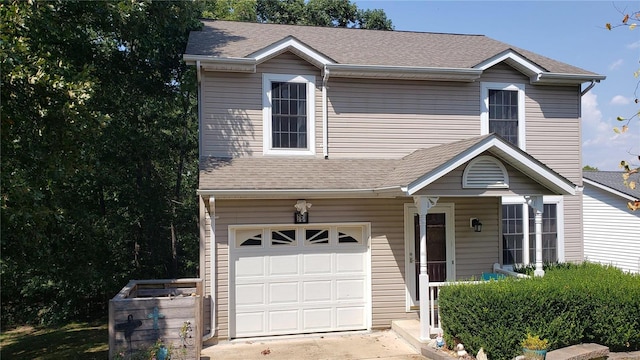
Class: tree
1,0,202,326
583,165,599,171
605,8,640,211
204,0,394,30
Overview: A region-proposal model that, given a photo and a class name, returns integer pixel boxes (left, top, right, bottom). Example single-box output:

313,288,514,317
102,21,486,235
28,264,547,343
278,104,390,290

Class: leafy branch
605,8,640,210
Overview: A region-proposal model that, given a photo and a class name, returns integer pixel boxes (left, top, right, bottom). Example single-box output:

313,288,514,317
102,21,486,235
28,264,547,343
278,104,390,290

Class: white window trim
500,195,565,268
480,82,526,151
262,73,316,156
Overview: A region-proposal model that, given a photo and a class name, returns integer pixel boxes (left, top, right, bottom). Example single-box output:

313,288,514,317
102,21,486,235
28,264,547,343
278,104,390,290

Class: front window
501,200,561,266
481,82,525,150
502,204,524,265
262,73,315,156
528,204,557,263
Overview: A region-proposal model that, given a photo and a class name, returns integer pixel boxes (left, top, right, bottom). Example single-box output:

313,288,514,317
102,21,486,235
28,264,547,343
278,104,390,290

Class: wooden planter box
109,279,202,360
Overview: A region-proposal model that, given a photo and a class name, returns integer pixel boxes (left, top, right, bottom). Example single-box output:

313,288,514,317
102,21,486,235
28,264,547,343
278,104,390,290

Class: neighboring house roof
583,171,640,201
184,20,604,84
199,134,576,197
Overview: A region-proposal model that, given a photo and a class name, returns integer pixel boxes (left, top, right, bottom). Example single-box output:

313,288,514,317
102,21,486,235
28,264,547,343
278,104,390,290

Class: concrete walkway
201,330,428,360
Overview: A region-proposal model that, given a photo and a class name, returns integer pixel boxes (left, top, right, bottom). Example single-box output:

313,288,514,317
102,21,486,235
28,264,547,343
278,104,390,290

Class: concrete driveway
201,330,428,360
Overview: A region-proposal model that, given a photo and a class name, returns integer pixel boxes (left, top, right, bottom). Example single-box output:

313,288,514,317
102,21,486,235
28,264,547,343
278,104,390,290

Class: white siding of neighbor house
202,197,503,342
583,184,640,273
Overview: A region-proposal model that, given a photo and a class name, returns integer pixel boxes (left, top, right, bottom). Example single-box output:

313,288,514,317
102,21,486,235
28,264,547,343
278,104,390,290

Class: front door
405,203,455,309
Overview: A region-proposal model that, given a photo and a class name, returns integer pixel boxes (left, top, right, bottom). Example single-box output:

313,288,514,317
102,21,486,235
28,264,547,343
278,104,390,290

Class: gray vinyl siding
453,197,501,279
327,78,480,158
203,197,504,340
583,185,640,273
200,52,322,158
563,194,583,262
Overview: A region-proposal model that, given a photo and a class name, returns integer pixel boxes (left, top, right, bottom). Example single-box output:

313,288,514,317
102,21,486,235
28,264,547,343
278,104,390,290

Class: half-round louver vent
462,156,509,188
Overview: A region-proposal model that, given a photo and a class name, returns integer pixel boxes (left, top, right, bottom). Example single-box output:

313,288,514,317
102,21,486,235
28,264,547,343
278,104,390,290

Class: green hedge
438,263,640,360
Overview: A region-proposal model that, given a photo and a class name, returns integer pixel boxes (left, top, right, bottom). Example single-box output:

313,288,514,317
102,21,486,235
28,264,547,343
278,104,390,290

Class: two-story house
183,20,605,344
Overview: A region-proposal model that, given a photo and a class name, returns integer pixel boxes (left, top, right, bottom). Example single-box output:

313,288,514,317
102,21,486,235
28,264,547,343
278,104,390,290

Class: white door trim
404,203,456,311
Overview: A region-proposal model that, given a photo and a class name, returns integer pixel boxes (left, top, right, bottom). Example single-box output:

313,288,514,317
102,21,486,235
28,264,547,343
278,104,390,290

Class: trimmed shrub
438,263,640,360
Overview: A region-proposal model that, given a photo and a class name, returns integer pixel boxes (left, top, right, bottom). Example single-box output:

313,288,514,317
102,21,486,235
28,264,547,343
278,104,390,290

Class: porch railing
426,263,529,335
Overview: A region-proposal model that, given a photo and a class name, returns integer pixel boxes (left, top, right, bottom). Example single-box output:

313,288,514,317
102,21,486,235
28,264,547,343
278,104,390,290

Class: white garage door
229,224,370,338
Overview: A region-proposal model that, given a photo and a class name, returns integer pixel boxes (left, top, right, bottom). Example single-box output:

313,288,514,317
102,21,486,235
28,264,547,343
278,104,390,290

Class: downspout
197,61,217,341
196,61,203,159
202,196,217,341
580,80,598,97
322,67,330,159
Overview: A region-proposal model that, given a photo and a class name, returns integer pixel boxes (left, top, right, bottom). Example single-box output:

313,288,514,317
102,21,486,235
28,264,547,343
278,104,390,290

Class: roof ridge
200,19,487,37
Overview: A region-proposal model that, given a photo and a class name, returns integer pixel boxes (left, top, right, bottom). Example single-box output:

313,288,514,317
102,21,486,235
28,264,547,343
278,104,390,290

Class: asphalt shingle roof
186,20,599,75
199,135,541,192
583,171,640,199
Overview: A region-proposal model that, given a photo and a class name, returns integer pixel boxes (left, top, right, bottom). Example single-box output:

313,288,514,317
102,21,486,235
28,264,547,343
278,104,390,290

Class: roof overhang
185,41,603,84
197,187,404,199
583,178,639,201
474,49,605,85
324,64,482,82
406,136,577,196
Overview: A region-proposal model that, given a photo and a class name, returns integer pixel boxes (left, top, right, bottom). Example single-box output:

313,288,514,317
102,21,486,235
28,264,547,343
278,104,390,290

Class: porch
395,262,529,346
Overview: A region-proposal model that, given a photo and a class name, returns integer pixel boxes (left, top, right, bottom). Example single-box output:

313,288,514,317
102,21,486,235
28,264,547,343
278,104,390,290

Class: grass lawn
0,322,108,360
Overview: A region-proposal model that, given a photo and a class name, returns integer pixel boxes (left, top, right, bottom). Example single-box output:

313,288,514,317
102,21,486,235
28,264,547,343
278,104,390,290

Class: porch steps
392,319,454,360
391,320,424,352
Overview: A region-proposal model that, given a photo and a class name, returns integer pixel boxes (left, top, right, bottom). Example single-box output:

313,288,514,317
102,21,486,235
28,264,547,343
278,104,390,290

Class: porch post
414,195,439,341
526,196,545,277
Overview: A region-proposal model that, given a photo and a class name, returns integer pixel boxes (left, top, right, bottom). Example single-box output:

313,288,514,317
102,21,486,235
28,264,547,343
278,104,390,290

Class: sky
354,1,639,171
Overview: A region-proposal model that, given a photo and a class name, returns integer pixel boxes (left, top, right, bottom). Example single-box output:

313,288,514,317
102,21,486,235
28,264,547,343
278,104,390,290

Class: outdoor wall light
470,218,483,232
294,200,311,224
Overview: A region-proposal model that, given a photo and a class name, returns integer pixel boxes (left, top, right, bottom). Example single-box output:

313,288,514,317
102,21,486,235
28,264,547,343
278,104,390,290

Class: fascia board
407,137,576,196
325,64,482,82
183,55,256,72
532,72,607,85
248,36,335,67
196,187,404,199
583,178,638,201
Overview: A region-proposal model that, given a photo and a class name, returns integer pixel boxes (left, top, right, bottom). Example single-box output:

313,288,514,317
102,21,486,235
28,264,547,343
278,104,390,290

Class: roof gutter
532,72,606,86
196,187,403,199
325,63,482,82
183,54,256,72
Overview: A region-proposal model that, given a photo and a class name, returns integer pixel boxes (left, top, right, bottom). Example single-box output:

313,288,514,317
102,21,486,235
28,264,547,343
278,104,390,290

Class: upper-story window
263,73,316,156
481,82,525,150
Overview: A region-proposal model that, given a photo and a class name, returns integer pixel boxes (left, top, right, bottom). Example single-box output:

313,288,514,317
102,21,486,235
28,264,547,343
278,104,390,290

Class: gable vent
463,156,509,189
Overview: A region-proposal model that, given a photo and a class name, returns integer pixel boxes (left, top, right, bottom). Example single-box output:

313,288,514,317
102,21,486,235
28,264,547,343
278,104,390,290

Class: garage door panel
236,312,265,334
236,257,265,277
303,253,332,274
236,284,265,305
303,280,332,301
268,254,299,276
336,307,365,328
303,308,333,330
336,279,365,300
336,253,365,272
269,310,298,332
269,282,299,304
